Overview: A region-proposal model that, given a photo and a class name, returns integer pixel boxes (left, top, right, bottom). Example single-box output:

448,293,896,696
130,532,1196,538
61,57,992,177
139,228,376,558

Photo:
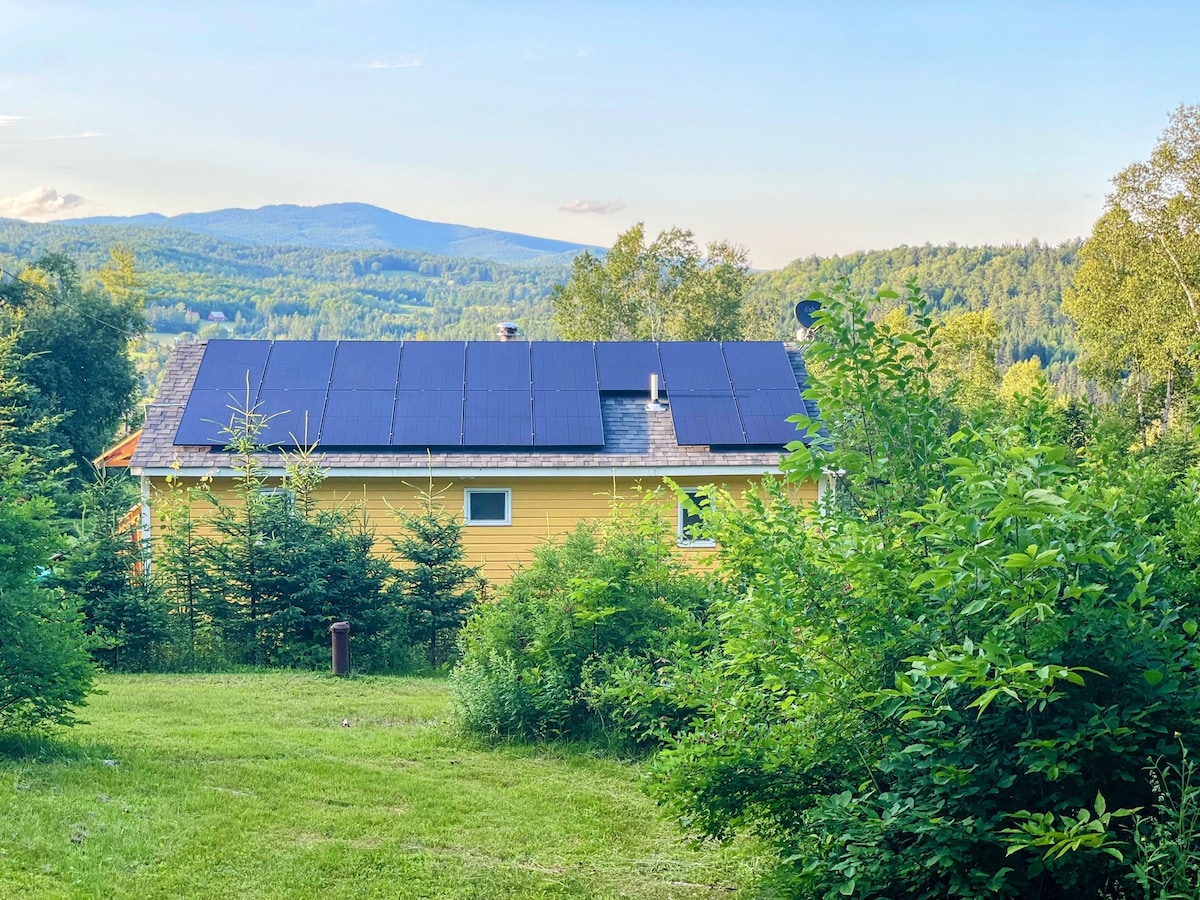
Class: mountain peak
58,203,596,265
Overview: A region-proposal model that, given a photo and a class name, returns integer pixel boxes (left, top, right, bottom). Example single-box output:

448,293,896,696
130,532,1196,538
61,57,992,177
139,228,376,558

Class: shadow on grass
0,729,119,764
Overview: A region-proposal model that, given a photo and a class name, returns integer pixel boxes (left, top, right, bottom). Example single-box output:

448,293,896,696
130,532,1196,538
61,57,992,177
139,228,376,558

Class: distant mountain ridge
59,202,598,266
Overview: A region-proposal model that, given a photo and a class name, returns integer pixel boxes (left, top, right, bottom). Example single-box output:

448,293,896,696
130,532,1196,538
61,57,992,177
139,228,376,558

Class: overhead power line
0,266,141,338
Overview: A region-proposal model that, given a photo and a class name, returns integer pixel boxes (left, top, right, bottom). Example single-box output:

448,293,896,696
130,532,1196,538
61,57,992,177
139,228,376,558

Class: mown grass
0,674,762,899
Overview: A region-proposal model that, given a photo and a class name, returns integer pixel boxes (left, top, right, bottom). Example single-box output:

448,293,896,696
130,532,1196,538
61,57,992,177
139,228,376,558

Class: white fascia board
134,464,783,479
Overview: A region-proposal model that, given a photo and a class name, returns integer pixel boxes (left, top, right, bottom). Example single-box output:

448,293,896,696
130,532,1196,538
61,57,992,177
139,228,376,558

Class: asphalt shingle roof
131,340,810,475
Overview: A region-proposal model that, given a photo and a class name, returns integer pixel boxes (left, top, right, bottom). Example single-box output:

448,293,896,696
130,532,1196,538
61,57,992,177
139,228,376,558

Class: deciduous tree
0,250,146,472
1065,104,1200,431
551,223,749,341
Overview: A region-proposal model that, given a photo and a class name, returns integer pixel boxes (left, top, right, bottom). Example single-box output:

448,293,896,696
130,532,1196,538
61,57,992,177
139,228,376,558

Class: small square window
465,488,511,526
678,489,714,547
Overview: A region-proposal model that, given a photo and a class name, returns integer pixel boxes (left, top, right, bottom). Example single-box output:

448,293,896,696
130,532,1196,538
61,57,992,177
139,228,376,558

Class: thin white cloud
0,186,86,219
362,56,422,69
560,199,626,215
572,49,590,59
0,115,26,127
30,130,108,141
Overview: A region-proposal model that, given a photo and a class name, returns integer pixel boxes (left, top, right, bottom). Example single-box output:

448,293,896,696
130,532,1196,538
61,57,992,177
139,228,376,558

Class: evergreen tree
390,488,481,668
51,470,168,671
154,468,217,666
0,331,93,728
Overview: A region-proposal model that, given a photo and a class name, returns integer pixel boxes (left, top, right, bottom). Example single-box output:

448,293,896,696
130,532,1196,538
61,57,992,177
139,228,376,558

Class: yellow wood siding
146,474,816,584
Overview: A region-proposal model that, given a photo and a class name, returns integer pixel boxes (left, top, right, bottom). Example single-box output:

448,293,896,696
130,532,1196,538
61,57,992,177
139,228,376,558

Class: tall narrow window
678,488,714,547
464,488,511,526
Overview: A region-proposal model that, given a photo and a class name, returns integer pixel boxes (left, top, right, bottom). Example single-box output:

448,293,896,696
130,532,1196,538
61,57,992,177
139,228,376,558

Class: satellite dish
794,299,822,330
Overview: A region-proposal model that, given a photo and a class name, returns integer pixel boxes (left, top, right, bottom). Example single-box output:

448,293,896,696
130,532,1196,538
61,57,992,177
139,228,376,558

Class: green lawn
0,674,762,899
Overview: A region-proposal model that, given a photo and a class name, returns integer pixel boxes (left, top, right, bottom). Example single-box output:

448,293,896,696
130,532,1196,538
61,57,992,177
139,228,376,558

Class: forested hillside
745,241,1082,388
0,220,1083,397
0,221,566,337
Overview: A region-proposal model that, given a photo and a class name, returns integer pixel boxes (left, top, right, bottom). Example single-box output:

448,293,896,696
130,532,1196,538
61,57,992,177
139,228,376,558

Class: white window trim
258,487,295,511
464,488,511,526
677,489,715,548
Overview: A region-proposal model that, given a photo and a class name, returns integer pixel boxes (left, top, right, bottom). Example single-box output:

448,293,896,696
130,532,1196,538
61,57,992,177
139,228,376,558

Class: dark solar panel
260,341,336,391
735,389,805,445
392,390,464,446
254,389,328,446
463,390,534,445
174,390,242,445
320,390,394,445
191,340,271,392
398,341,465,391
722,342,799,391
465,342,531,391
594,342,665,392
530,342,598,391
658,342,733,392
330,342,402,391
670,392,746,445
533,390,604,446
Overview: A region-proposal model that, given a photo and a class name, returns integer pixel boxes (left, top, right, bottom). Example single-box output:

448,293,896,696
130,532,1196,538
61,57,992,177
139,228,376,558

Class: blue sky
0,0,1193,267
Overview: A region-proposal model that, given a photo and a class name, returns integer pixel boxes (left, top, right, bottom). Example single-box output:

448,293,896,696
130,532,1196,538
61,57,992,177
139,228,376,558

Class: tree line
2,219,1088,404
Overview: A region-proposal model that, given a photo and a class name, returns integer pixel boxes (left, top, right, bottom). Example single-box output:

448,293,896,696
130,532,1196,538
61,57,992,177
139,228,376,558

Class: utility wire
0,266,142,338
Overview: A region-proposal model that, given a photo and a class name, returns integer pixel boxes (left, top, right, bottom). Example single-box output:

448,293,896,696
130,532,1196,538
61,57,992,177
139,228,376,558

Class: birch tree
1065,104,1200,431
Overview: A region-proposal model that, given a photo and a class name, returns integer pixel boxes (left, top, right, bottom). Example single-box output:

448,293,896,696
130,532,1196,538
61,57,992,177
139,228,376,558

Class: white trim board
134,465,784,479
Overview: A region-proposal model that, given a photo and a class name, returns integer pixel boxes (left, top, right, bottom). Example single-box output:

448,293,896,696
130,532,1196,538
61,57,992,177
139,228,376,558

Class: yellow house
129,338,817,582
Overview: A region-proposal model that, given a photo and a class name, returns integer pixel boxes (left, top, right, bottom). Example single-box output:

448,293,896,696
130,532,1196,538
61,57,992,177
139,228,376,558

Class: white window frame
677,488,715,547
464,488,512,526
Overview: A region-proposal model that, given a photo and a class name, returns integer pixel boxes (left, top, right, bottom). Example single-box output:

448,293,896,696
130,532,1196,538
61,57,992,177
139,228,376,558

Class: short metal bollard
330,621,351,676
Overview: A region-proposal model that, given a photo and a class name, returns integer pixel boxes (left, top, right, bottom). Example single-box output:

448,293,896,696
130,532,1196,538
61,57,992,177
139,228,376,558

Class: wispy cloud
0,186,85,219
560,199,626,215
361,56,422,69
31,130,108,141
0,115,26,127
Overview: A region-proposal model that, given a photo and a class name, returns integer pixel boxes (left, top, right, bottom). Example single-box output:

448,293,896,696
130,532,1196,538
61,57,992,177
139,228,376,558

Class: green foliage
0,251,145,472
152,469,218,666
153,403,396,670
50,471,168,671
932,308,1002,410
1131,742,1200,899
0,332,93,729
1065,105,1200,431
452,494,717,742
649,281,1200,898
744,240,1081,391
785,279,952,514
389,485,482,668
551,223,749,341
1,223,1085,405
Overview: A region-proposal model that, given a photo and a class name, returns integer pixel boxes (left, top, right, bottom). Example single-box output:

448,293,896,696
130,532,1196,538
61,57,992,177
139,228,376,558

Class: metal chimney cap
495,322,520,341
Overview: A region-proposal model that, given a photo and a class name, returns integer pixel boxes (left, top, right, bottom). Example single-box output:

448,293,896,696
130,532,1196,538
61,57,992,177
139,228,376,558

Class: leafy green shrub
649,281,1200,898
452,493,719,743
451,651,574,740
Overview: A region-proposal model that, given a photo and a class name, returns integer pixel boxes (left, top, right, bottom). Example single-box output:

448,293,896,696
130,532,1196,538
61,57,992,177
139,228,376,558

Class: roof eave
133,463,784,479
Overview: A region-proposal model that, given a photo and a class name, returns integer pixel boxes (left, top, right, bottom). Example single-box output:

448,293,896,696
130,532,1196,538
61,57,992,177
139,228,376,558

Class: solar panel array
173,339,806,449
